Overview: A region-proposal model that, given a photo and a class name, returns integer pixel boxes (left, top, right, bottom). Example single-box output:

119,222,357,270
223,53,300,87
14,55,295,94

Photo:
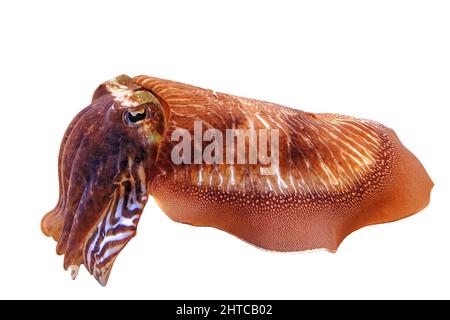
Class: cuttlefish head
41,75,167,286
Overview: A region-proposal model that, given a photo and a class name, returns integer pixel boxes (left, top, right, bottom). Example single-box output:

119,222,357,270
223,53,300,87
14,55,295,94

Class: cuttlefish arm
42,74,433,285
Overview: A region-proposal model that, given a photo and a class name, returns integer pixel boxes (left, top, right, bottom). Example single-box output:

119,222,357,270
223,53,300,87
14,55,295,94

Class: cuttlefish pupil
42,74,433,286
126,109,146,123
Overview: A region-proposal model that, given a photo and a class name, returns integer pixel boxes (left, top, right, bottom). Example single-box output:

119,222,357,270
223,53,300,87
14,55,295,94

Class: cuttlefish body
42,75,433,285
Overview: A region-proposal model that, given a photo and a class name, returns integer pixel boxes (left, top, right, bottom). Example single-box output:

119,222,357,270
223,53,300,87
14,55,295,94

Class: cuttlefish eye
124,108,147,126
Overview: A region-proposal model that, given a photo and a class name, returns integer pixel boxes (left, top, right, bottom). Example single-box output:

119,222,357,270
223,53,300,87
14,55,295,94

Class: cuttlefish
41,75,433,286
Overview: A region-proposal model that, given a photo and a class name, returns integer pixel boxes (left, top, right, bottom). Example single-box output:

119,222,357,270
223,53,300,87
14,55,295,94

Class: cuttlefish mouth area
41,88,151,286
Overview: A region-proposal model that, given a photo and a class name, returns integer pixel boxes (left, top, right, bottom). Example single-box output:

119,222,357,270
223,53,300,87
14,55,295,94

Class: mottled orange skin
134,75,433,252
42,74,433,285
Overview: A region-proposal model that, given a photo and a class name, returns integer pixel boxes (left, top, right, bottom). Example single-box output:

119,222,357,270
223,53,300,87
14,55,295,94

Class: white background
0,0,448,299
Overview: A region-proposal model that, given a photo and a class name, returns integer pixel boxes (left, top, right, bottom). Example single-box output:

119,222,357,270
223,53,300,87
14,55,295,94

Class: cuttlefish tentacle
41,104,100,242
42,74,433,285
